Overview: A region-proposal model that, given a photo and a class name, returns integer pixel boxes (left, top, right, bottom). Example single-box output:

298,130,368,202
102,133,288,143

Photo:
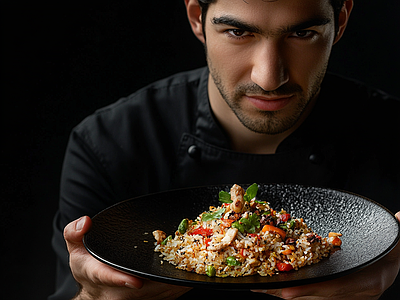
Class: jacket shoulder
323,73,399,106
74,67,206,137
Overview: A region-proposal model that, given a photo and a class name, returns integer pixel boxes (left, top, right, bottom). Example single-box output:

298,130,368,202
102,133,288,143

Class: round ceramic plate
83,183,399,290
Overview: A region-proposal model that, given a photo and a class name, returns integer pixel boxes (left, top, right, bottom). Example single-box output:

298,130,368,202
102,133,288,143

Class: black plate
83,183,399,289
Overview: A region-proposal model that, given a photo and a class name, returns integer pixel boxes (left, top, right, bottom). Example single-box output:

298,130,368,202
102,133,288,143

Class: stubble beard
208,59,327,135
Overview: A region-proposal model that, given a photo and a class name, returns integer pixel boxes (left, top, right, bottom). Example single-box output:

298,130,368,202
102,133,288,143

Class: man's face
204,0,337,135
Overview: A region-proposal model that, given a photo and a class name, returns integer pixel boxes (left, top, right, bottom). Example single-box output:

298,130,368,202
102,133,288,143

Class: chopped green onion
161,235,172,245
178,219,188,234
278,219,296,230
255,200,269,205
206,265,216,277
226,256,241,266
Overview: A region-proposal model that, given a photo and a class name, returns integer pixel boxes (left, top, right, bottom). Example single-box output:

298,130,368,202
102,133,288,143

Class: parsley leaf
243,183,259,202
201,207,226,222
232,221,245,233
219,190,232,203
232,213,260,234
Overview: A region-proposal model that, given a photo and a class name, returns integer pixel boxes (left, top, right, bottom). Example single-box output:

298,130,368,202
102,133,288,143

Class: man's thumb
64,216,92,250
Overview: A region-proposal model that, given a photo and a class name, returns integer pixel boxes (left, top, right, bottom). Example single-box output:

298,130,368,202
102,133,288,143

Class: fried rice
153,184,342,277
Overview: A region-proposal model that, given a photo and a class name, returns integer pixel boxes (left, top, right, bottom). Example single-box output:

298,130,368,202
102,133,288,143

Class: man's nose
250,41,289,92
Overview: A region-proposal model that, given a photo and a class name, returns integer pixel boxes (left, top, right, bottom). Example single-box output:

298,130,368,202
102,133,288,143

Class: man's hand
253,211,400,300
64,216,191,300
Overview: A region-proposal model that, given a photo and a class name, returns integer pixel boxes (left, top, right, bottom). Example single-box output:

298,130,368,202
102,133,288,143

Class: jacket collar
194,67,233,149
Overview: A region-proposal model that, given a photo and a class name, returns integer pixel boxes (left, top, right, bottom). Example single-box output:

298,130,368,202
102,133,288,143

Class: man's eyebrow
211,16,262,34
211,15,331,35
282,18,332,33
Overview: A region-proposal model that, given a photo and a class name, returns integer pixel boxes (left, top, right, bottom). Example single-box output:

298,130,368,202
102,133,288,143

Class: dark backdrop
2,1,399,299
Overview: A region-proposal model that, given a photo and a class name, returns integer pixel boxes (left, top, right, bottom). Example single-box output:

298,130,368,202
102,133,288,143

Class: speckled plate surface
83,184,399,289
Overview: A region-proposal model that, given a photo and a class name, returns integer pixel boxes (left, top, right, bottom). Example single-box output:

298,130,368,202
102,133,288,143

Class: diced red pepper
248,233,261,240
190,227,213,237
279,213,291,223
277,262,293,272
239,248,248,258
220,219,235,228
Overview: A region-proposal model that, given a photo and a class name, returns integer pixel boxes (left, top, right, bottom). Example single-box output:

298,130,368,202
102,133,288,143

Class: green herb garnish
219,190,232,203
219,183,259,204
232,213,260,234
201,207,226,222
243,183,259,202
231,220,245,233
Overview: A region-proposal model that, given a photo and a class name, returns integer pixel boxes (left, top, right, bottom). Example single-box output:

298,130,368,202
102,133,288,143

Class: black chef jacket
49,67,400,300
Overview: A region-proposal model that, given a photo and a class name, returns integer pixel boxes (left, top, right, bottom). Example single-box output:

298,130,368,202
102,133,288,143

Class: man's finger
64,216,92,252
64,216,145,290
252,289,282,298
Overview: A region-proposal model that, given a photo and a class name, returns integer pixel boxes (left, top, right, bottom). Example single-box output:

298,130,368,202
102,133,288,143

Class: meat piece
152,230,167,244
285,238,296,245
230,184,245,213
306,233,321,243
208,228,238,251
247,258,261,267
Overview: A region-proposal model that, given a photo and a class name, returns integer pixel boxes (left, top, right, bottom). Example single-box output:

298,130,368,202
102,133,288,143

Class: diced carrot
281,249,293,255
331,236,342,247
328,232,342,237
261,225,286,239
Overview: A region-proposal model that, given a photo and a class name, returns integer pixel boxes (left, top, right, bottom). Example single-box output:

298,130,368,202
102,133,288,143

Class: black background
2,1,399,299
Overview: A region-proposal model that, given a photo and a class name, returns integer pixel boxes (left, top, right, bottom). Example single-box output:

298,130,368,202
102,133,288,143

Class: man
49,0,400,299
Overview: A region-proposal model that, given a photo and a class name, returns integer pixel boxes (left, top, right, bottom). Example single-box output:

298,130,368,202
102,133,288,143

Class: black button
188,145,201,159
309,153,324,164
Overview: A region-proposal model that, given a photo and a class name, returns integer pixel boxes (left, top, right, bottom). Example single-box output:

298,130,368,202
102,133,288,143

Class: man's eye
226,29,252,39
291,30,316,39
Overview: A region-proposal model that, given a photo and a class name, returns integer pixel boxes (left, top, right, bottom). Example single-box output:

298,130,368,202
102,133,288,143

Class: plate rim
83,183,400,289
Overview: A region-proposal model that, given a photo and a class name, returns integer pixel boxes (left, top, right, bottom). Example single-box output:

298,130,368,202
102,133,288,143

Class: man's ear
333,0,354,45
185,0,205,43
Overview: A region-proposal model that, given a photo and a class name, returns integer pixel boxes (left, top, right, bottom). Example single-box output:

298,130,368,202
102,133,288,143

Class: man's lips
245,94,294,111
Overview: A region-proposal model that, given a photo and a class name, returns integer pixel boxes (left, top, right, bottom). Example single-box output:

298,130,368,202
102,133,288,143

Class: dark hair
197,0,346,35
